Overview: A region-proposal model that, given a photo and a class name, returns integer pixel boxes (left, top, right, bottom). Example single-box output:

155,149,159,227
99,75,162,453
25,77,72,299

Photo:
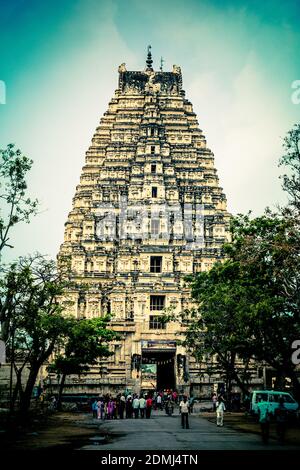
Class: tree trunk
56,374,66,411
219,352,250,397
18,365,40,418
0,318,10,342
231,368,250,396
226,352,236,408
10,368,23,413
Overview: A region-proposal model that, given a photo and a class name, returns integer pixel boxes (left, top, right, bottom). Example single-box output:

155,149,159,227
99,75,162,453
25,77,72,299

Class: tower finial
160,56,164,72
146,45,153,70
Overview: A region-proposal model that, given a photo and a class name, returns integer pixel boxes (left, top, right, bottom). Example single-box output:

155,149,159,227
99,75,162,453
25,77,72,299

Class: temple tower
58,49,230,396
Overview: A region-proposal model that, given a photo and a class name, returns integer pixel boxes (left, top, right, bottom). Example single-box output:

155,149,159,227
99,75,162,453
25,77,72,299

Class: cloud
188,51,292,215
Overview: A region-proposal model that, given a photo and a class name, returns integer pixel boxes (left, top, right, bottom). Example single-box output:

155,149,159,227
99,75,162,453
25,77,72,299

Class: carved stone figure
172,64,182,74
118,63,127,73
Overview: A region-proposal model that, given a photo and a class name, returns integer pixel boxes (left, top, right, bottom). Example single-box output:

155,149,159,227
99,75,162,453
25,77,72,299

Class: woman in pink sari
107,399,114,419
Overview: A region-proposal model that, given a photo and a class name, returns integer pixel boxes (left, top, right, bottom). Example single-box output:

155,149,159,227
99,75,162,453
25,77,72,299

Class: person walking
275,397,288,444
133,395,140,419
179,396,190,429
139,395,146,418
119,394,126,419
92,399,98,419
108,398,113,419
126,397,133,419
165,397,174,416
50,396,57,411
146,395,153,419
212,393,217,412
156,393,162,411
97,398,103,419
216,397,226,427
257,398,271,444
111,398,116,419
189,395,195,414
104,400,109,420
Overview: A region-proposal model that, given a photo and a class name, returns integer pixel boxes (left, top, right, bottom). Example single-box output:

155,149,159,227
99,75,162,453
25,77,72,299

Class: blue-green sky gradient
0,0,300,261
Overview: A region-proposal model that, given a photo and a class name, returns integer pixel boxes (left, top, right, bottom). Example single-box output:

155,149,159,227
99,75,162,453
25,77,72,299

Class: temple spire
146,45,153,71
160,56,164,72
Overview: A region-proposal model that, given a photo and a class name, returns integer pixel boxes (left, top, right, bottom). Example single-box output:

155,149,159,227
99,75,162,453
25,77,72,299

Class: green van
250,390,299,415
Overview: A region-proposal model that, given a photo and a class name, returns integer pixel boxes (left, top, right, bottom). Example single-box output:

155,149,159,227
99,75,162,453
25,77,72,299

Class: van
250,390,299,416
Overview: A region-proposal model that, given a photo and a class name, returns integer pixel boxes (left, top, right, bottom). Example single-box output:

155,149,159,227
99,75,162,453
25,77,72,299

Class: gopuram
57,47,233,397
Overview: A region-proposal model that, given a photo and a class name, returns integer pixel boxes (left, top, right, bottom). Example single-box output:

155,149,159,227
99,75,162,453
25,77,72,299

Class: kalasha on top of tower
146,45,153,71
117,46,183,96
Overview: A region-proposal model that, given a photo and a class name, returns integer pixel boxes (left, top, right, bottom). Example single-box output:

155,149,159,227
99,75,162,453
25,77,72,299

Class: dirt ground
0,412,102,451
201,411,300,446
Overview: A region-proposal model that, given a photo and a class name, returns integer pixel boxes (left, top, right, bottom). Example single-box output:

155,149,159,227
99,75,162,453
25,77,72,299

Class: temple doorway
141,350,176,391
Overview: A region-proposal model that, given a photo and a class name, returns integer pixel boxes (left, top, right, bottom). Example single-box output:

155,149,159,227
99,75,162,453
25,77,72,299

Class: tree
279,123,300,213
184,123,300,400
185,212,300,400
1,254,72,416
0,144,38,258
228,213,300,397
184,260,256,398
49,317,117,410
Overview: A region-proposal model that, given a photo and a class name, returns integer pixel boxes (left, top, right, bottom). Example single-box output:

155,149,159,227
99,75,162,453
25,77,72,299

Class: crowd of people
91,393,153,420
90,389,195,428
59,388,292,441
90,390,236,431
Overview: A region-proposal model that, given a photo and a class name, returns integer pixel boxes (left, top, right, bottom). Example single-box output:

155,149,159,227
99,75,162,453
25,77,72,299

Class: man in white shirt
179,396,190,429
133,395,140,419
139,396,146,418
216,397,226,426
156,394,162,410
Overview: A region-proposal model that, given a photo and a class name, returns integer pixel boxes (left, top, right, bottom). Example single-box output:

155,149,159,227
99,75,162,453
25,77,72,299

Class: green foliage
0,144,38,256
185,209,300,397
279,123,300,212
0,254,69,342
49,316,117,409
49,316,117,377
0,254,72,413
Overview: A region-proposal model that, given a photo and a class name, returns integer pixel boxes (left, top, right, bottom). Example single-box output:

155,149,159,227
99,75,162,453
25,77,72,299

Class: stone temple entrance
142,351,175,391
141,341,176,391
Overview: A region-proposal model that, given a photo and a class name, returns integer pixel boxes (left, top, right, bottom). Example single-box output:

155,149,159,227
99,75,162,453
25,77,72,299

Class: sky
0,0,300,262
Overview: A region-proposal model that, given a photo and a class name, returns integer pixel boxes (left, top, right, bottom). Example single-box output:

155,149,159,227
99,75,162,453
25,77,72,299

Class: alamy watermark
0,80,6,104
94,198,207,250
291,340,300,365
291,80,300,104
